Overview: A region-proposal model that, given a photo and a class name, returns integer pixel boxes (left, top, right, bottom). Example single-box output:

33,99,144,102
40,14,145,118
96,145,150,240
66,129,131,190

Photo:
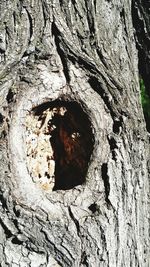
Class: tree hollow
25,100,94,191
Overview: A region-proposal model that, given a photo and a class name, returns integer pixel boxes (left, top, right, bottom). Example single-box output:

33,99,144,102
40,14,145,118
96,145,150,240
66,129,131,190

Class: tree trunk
0,0,149,266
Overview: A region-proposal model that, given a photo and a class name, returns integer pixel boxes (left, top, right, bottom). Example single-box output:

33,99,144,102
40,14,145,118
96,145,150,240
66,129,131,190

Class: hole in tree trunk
25,100,94,191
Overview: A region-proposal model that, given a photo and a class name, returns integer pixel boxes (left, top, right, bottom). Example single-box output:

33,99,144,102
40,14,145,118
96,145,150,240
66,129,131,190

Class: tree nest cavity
25,100,94,191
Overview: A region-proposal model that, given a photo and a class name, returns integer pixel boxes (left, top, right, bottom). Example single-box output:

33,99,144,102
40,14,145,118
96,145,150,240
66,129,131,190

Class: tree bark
0,0,149,266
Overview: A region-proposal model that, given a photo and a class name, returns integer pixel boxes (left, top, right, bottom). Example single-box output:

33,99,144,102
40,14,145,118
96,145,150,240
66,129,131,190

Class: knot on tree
25,100,94,191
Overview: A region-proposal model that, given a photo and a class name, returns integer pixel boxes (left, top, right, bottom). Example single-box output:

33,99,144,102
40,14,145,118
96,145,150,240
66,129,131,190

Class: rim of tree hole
25,100,95,191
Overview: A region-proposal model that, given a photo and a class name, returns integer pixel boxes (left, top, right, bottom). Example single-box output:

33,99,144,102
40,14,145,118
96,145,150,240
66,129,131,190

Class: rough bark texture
0,0,149,266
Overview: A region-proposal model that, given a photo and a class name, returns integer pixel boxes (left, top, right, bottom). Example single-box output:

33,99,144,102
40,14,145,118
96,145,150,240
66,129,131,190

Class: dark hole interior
88,203,98,213
32,100,94,190
6,89,14,103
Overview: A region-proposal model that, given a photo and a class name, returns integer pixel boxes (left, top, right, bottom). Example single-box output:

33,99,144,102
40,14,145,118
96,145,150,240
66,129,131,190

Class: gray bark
0,0,149,266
